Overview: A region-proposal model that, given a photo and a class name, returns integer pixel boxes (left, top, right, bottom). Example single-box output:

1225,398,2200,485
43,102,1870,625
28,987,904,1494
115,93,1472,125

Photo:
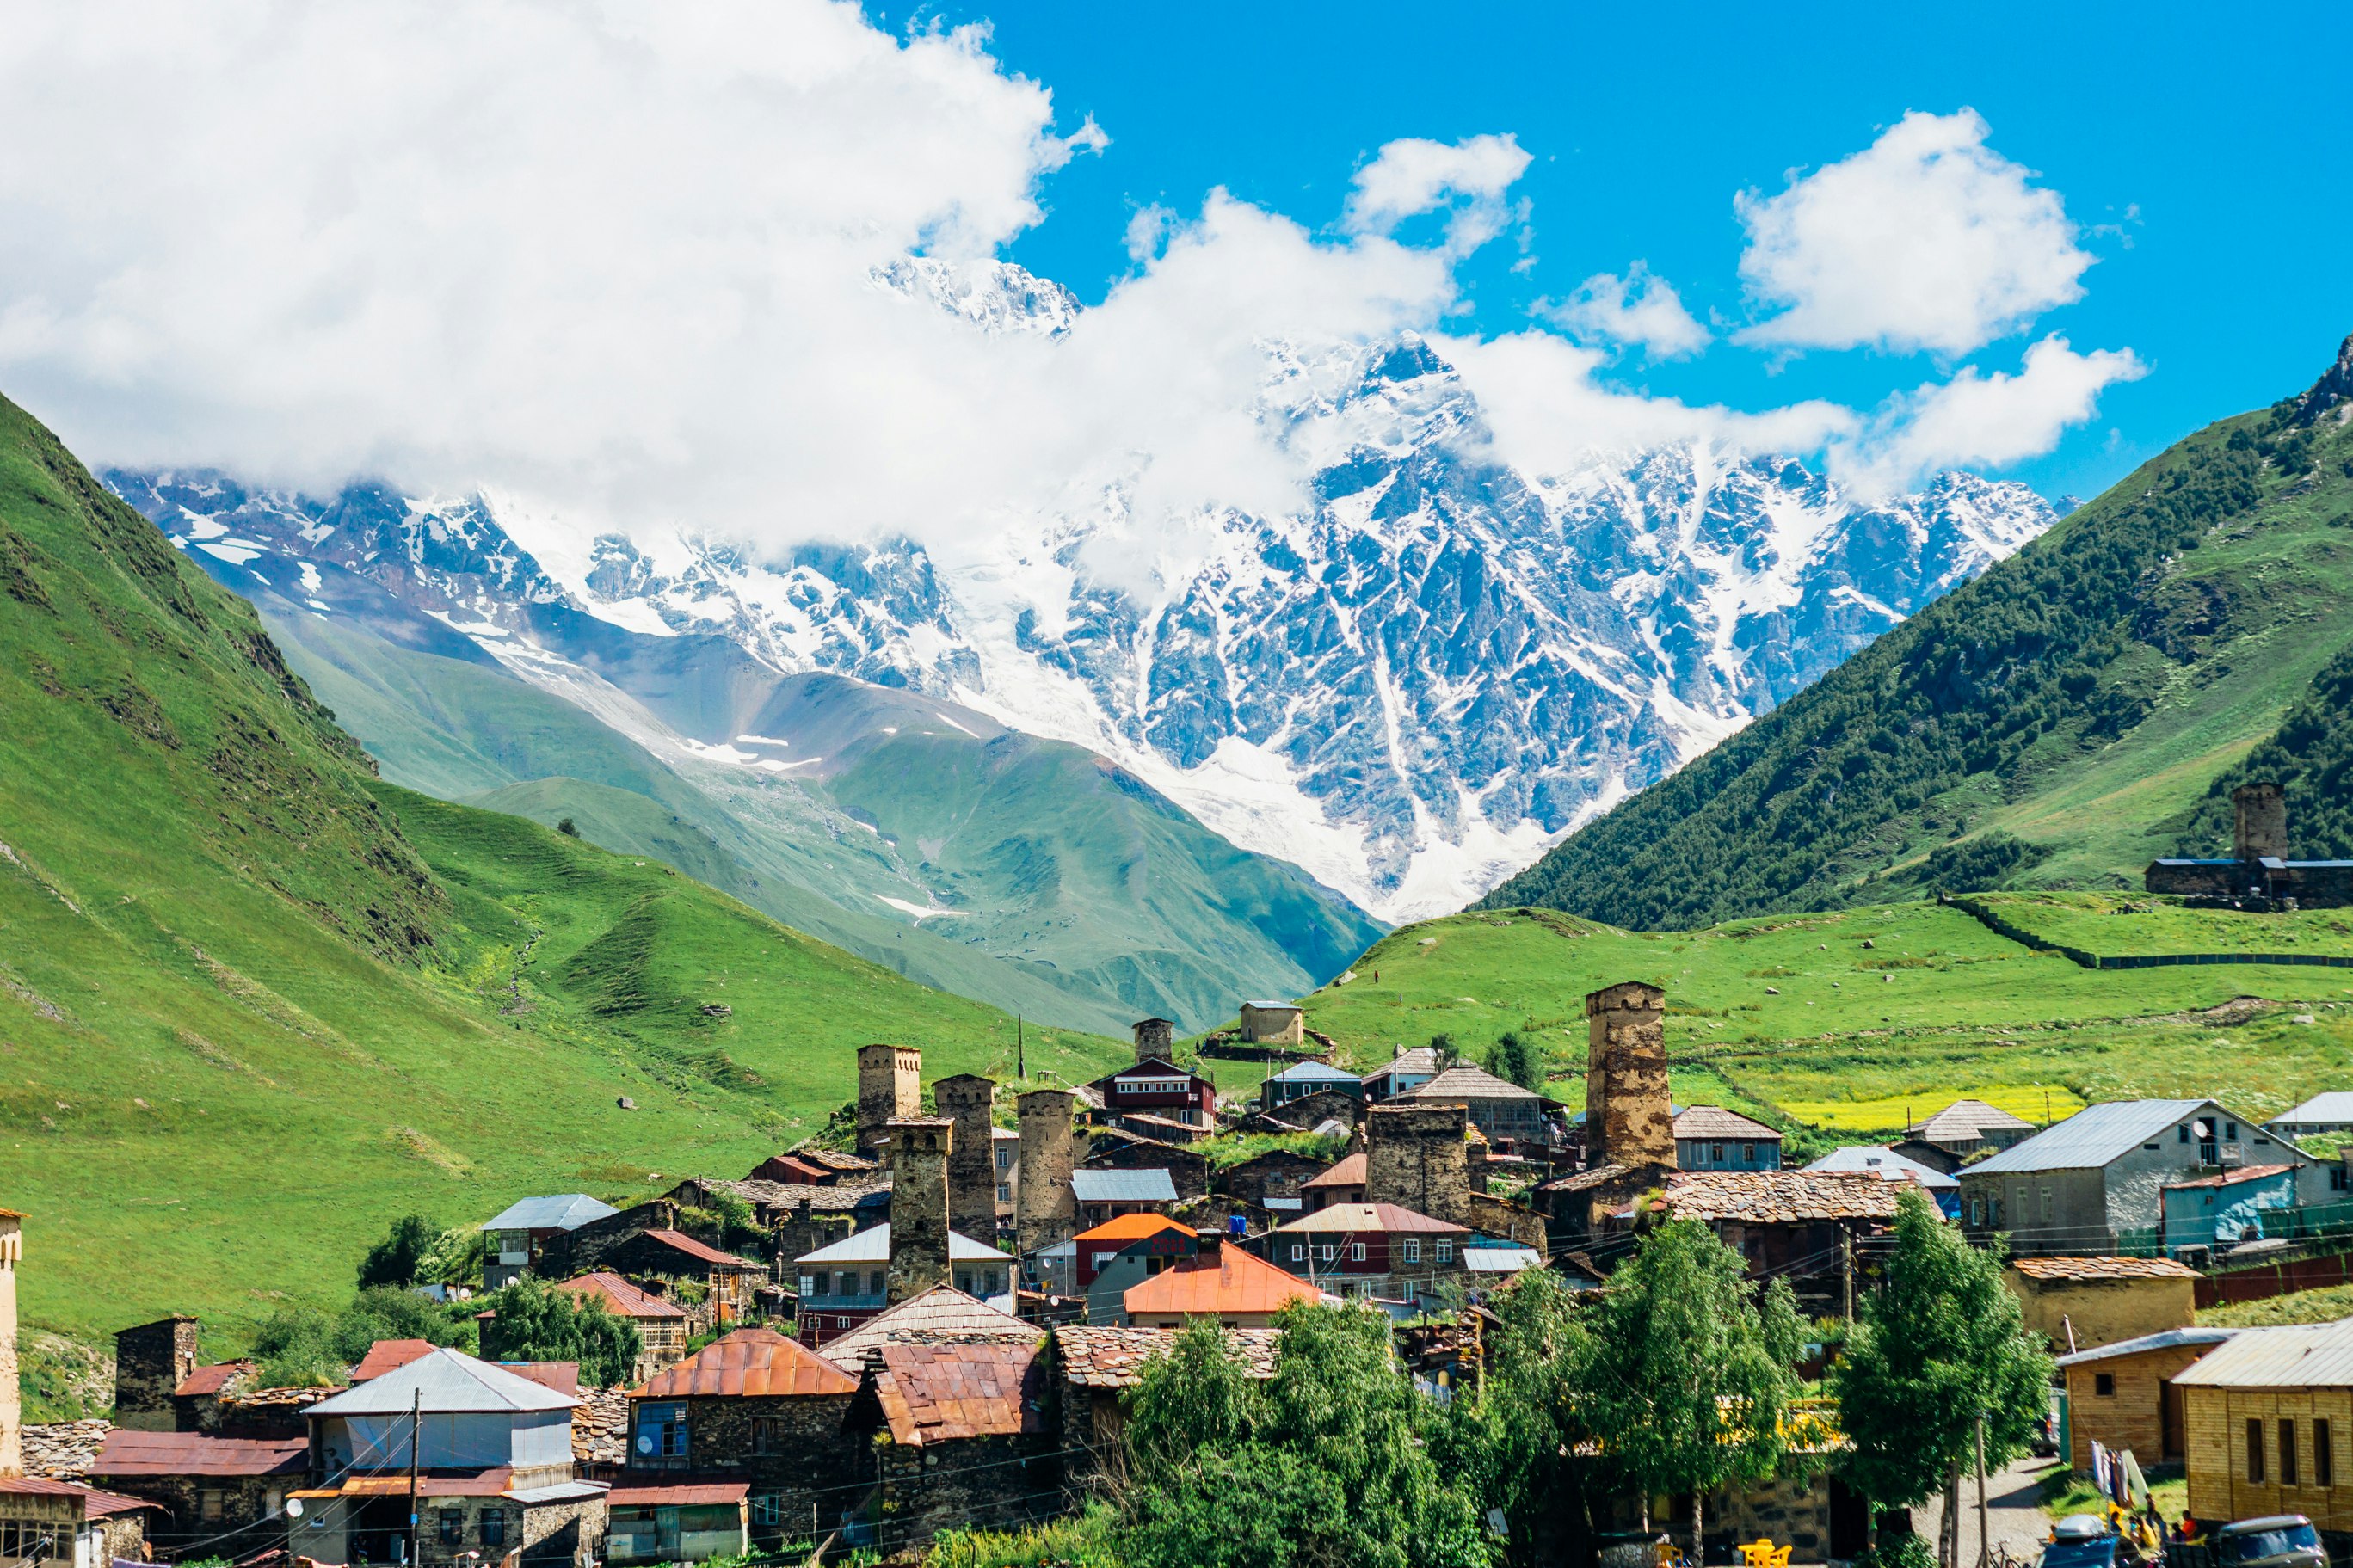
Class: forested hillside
1482,337,2353,928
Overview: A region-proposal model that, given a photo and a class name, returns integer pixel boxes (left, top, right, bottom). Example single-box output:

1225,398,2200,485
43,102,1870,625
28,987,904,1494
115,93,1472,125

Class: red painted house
1264,1202,1471,1307
1086,1057,1217,1132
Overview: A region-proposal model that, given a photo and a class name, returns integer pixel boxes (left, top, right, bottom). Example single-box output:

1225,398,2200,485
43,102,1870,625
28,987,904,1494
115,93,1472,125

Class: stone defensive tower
1132,1018,1175,1063
0,1209,20,1476
886,1116,953,1303
935,1073,999,1240
2236,782,2288,863
1585,981,1674,1170
856,1043,922,1156
114,1314,202,1433
1365,1104,1472,1227
1015,1089,1079,1260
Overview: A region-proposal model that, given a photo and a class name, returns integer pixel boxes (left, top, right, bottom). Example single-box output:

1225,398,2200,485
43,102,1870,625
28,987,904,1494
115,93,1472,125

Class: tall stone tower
0,1208,20,1477
1132,1018,1175,1063
886,1116,953,1303
113,1316,203,1432
856,1043,922,1156
1365,1104,1473,1227
1585,981,1674,1170
2236,782,2288,862
934,1073,999,1240
1015,1089,1079,1260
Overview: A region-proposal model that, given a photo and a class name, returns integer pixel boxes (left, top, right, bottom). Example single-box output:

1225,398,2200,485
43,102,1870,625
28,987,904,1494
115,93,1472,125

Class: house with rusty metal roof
1301,1151,1367,1210
847,1340,1056,1553
1672,1106,1784,1171
543,1273,691,1382
83,1428,307,1557
591,1229,771,1331
0,1475,158,1567
609,1328,860,1559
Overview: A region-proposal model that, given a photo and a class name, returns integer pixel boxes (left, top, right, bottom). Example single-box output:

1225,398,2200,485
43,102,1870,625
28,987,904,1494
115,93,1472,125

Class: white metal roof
478,1194,619,1233
1463,1244,1542,1273
1805,1145,1959,1190
794,1223,1007,1266
2273,1092,2353,1126
305,1348,579,1416
1266,1061,1358,1083
1969,1100,2217,1175
1070,1169,1178,1204
2053,1326,2240,1368
2171,1320,2353,1387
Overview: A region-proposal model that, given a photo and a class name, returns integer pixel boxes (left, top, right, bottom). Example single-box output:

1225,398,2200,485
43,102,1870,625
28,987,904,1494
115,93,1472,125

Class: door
2163,1382,2187,1460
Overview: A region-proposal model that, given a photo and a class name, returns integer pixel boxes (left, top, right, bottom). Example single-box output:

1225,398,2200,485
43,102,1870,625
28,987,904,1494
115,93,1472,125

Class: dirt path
1913,1454,2065,1564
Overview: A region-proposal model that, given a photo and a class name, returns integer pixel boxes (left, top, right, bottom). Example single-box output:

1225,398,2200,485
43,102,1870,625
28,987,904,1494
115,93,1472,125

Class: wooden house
2053,1326,2239,1469
2177,1317,2353,1530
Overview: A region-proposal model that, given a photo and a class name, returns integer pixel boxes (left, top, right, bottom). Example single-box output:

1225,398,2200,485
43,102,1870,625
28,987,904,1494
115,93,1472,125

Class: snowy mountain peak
868,255,1080,339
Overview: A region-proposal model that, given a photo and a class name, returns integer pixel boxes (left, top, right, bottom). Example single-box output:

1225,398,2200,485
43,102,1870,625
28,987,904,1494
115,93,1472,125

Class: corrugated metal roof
1463,1244,1543,1273
795,1222,1006,1266
91,1430,307,1478
1273,1202,1468,1235
0,1478,158,1517
814,1286,1037,1369
1805,1146,1959,1190
498,1362,580,1396
633,1327,857,1399
305,1347,580,1416
1070,1168,1177,1204
1267,1061,1357,1083
479,1193,619,1233
637,1229,767,1270
2165,1163,2297,1191
2275,1093,2353,1126
1302,1153,1367,1189
1244,1000,1302,1012
607,1481,748,1506
874,1342,1048,1445
1072,1213,1192,1246
175,1360,254,1397
1123,1245,1329,1318
2053,1326,2240,1368
556,1270,689,1319
2171,1320,2353,1387
1969,1100,2215,1174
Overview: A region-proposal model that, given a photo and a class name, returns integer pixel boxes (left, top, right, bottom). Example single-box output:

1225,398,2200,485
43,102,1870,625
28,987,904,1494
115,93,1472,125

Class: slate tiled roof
1649,1170,1906,1223
91,1430,307,1478
873,1342,1048,1445
1056,1326,1281,1387
1672,1106,1783,1141
1123,1245,1327,1319
634,1327,858,1399
638,1228,768,1270
1302,1153,1367,1190
175,1360,255,1397
1364,1047,1444,1085
2008,1254,2201,1282
1401,1064,1550,1104
20,1420,111,1479
1533,1160,1635,1195
351,1339,438,1381
557,1270,690,1319
815,1287,1038,1370
793,1147,879,1173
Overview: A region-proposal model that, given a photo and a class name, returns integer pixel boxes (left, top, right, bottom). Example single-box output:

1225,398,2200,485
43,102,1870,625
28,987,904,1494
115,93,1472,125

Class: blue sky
884,0,2353,502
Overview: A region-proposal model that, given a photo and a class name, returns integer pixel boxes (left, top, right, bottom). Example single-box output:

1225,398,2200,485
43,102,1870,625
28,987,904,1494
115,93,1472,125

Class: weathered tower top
1584,981,1674,1171
2235,782,2288,863
1132,1018,1175,1062
856,1043,922,1156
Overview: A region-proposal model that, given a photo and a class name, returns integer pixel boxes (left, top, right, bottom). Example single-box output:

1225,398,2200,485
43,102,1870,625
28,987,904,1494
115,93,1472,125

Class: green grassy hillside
0,392,1119,1368
1297,902,2353,1145
1482,347,2353,927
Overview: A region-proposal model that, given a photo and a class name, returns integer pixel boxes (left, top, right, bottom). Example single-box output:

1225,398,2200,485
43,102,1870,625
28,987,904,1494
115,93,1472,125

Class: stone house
1630,1171,1904,1316
792,1224,1013,1346
548,1274,692,1383
849,1341,1056,1553
1081,1129,1210,1200
1265,1202,1473,1307
2176,1316,2353,1531
594,1231,770,1329
1247,1086,1366,1134
480,1195,623,1288
1260,1061,1362,1111
1070,1168,1177,1227
1122,1234,1328,1328
1673,1106,1783,1171
812,1288,1038,1374
615,1328,860,1558
1961,1099,2326,1255
1214,1147,1331,1215
2002,1255,2199,1354
1394,1064,1561,1146
1054,1326,1277,1498
1239,1001,1305,1048
0,1478,154,1568
1301,1153,1367,1210
110,1316,204,1432
83,1429,305,1557
2053,1326,2239,1470
294,1349,607,1568
2146,782,2353,906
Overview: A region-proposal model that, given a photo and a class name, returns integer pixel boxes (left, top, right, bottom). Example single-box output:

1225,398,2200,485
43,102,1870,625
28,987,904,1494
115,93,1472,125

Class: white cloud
1549,265,1710,358
1833,335,2147,494
1735,108,2094,355
1343,134,1532,255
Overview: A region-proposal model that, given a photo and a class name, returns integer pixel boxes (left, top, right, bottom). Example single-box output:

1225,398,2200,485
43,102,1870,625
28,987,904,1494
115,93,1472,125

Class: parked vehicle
2209,1518,2324,1568
2044,1515,2120,1568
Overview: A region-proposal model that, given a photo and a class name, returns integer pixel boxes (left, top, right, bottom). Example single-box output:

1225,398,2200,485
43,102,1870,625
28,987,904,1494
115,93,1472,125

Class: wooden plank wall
2184,1387,2353,1529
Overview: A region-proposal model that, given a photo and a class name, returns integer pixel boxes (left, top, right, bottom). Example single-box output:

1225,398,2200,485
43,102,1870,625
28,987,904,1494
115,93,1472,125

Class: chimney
885,1116,954,1302
113,1314,203,1433
934,1073,999,1240
0,1211,20,1475
1015,1089,1079,1261
1132,1018,1174,1063
2234,782,2288,863
855,1043,922,1156
1585,981,1674,1171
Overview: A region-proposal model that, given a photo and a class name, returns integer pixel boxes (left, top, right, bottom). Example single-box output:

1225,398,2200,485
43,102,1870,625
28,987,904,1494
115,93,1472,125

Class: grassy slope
1481,377,2353,927
0,392,1118,1364
1297,904,2353,1137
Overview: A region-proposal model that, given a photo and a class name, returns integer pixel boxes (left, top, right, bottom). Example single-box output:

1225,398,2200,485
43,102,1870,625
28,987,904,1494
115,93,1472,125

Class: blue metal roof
1266,1061,1358,1083
1968,1100,2214,1174
479,1193,619,1232
1070,1168,1178,1203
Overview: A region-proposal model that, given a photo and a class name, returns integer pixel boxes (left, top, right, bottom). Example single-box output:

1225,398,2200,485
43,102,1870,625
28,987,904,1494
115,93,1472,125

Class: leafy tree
1829,1189,2054,1568
1488,1030,1541,1091
1122,1317,1266,1477
477,1277,642,1388
556,816,579,837
1578,1219,1804,1557
1433,1269,1594,1562
357,1214,440,1289
416,1226,485,1288
1429,1031,1459,1069
249,1287,468,1387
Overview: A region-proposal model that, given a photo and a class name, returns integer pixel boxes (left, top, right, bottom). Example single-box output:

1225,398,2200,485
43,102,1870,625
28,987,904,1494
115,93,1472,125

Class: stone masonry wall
1016,1091,1079,1258
1365,1104,1472,1227
937,1074,999,1242
888,1118,953,1301
858,1044,922,1157
1586,981,1674,1170
113,1316,200,1433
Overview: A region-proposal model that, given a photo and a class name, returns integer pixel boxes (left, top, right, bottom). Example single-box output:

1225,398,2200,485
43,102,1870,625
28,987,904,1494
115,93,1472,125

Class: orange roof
1301,1152,1366,1189
873,1342,1047,1446
633,1326,858,1399
1074,1212,1193,1246
1124,1243,1327,1318
557,1270,690,1319
175,1360,254,1398
638,1228,767,1270
351,1340,436,1381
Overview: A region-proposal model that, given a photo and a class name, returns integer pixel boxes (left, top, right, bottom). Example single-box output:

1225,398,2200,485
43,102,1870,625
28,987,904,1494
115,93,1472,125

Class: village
11,977,2353,1568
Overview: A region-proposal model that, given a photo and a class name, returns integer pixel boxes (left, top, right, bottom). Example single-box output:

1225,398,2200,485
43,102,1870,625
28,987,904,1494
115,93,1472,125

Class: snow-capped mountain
111,261,2057,924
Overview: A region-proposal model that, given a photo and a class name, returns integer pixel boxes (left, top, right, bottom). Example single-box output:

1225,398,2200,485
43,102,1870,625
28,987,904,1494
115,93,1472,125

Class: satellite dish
636,1434,654,1454
285,1498,305,1520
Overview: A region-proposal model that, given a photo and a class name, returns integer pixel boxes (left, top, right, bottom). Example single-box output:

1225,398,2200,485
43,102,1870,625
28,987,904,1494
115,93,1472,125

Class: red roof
639,1228,767,1270
1074,1213,1192,1246
2165,1163,2298,1191
174,1360,254,1398
557,1271,690,1319
1124,1244,1327,1319
92,1430,306,1479
873,1342,1047,1445
0,1477,160,1517
1300,1153,1366,1189
1273,1202,1468,1235
351,1339,437,1381
634,1326,858,1399
607,1481,750,1507
497,1362,581,1396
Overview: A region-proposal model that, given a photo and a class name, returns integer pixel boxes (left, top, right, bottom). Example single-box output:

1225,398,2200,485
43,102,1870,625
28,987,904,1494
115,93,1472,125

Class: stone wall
857,1044,922,1157
566,1200,680,1276
1259,1087,1365,1131
1365,1104,1473,1227
649,1392,859,1499
2238,783,2288,860
1082,1134,1210,1199
1239,1004,1304,1048
936,1074,999,1241
1586,981,1674,1169
113,1316,200,1433
93,1470,285,1555
875,1434,1055,1550
1016,1090,1079,1258
888,1118,953,1301
1132,1018,1174,1062
2005,1272,2195,1354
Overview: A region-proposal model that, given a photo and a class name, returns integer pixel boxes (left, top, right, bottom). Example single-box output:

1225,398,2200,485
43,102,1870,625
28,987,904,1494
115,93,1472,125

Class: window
2334,1167,2349,1193
1290,1244,1304,1262
2318,1419,2334,1486
2227,1122,2239,1141
2180,1125,2191,1143
438,1510,464,1546
2282,1419,2300,1486
2249,1417,2267,1483
997,1184,1012,1202
1969,1198,1983,1227
1710,1143,1726,1162
996,1147,1013,1169
1742,1143,1756,1162
481,1511,508,1548
638,1400,689,1460
200,1491,225,1523
805,1272,828,1296
751,1494,785,1528
870,1270,886,1295
1436,1239,1454,1264
752,1417,782,1454
1349,1242,1367,1263
2094,1374,2116,1397
1401,1239,1421,1264
2040,1186,2055,1222
1094,1251,1116,1271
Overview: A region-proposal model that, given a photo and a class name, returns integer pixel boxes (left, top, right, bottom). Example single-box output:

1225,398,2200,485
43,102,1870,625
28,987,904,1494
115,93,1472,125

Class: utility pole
1975,1415,1990,1568
1841,1226,1856,1323
407,1386,422,1566
1016,1015,1025,1080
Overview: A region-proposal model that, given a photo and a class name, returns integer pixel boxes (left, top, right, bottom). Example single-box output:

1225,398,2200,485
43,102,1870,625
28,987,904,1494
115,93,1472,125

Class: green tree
1488,1030,1540,1091
356,1214,441,1290
415,1226,486,1288
477,1277,642,1388
1828,1188,2054,1568
1433,1269,1595,1561
1122,1317,1266,1477
1579,1219,1804,1557
249,1287,468,1387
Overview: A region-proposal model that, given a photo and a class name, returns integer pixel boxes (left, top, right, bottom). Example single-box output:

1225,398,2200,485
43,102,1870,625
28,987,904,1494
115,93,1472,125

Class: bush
357,1214,441,1290
476,1277,641,1387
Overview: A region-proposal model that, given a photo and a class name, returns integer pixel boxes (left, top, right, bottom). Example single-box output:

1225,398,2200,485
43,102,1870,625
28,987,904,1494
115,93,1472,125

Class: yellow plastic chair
1738,1542,1791,1568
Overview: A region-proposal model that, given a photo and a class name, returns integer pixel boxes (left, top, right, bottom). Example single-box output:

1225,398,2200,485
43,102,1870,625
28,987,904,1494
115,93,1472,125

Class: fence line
1943,894,2353,971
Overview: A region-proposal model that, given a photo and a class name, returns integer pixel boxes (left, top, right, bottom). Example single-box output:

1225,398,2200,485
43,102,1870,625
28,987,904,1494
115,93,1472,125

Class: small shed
2002,1254,2199,1354
2175,1318,2353,1530
2164,1165,2301,1254
2053,1325,2239,1468
1240,1001,1306,1048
